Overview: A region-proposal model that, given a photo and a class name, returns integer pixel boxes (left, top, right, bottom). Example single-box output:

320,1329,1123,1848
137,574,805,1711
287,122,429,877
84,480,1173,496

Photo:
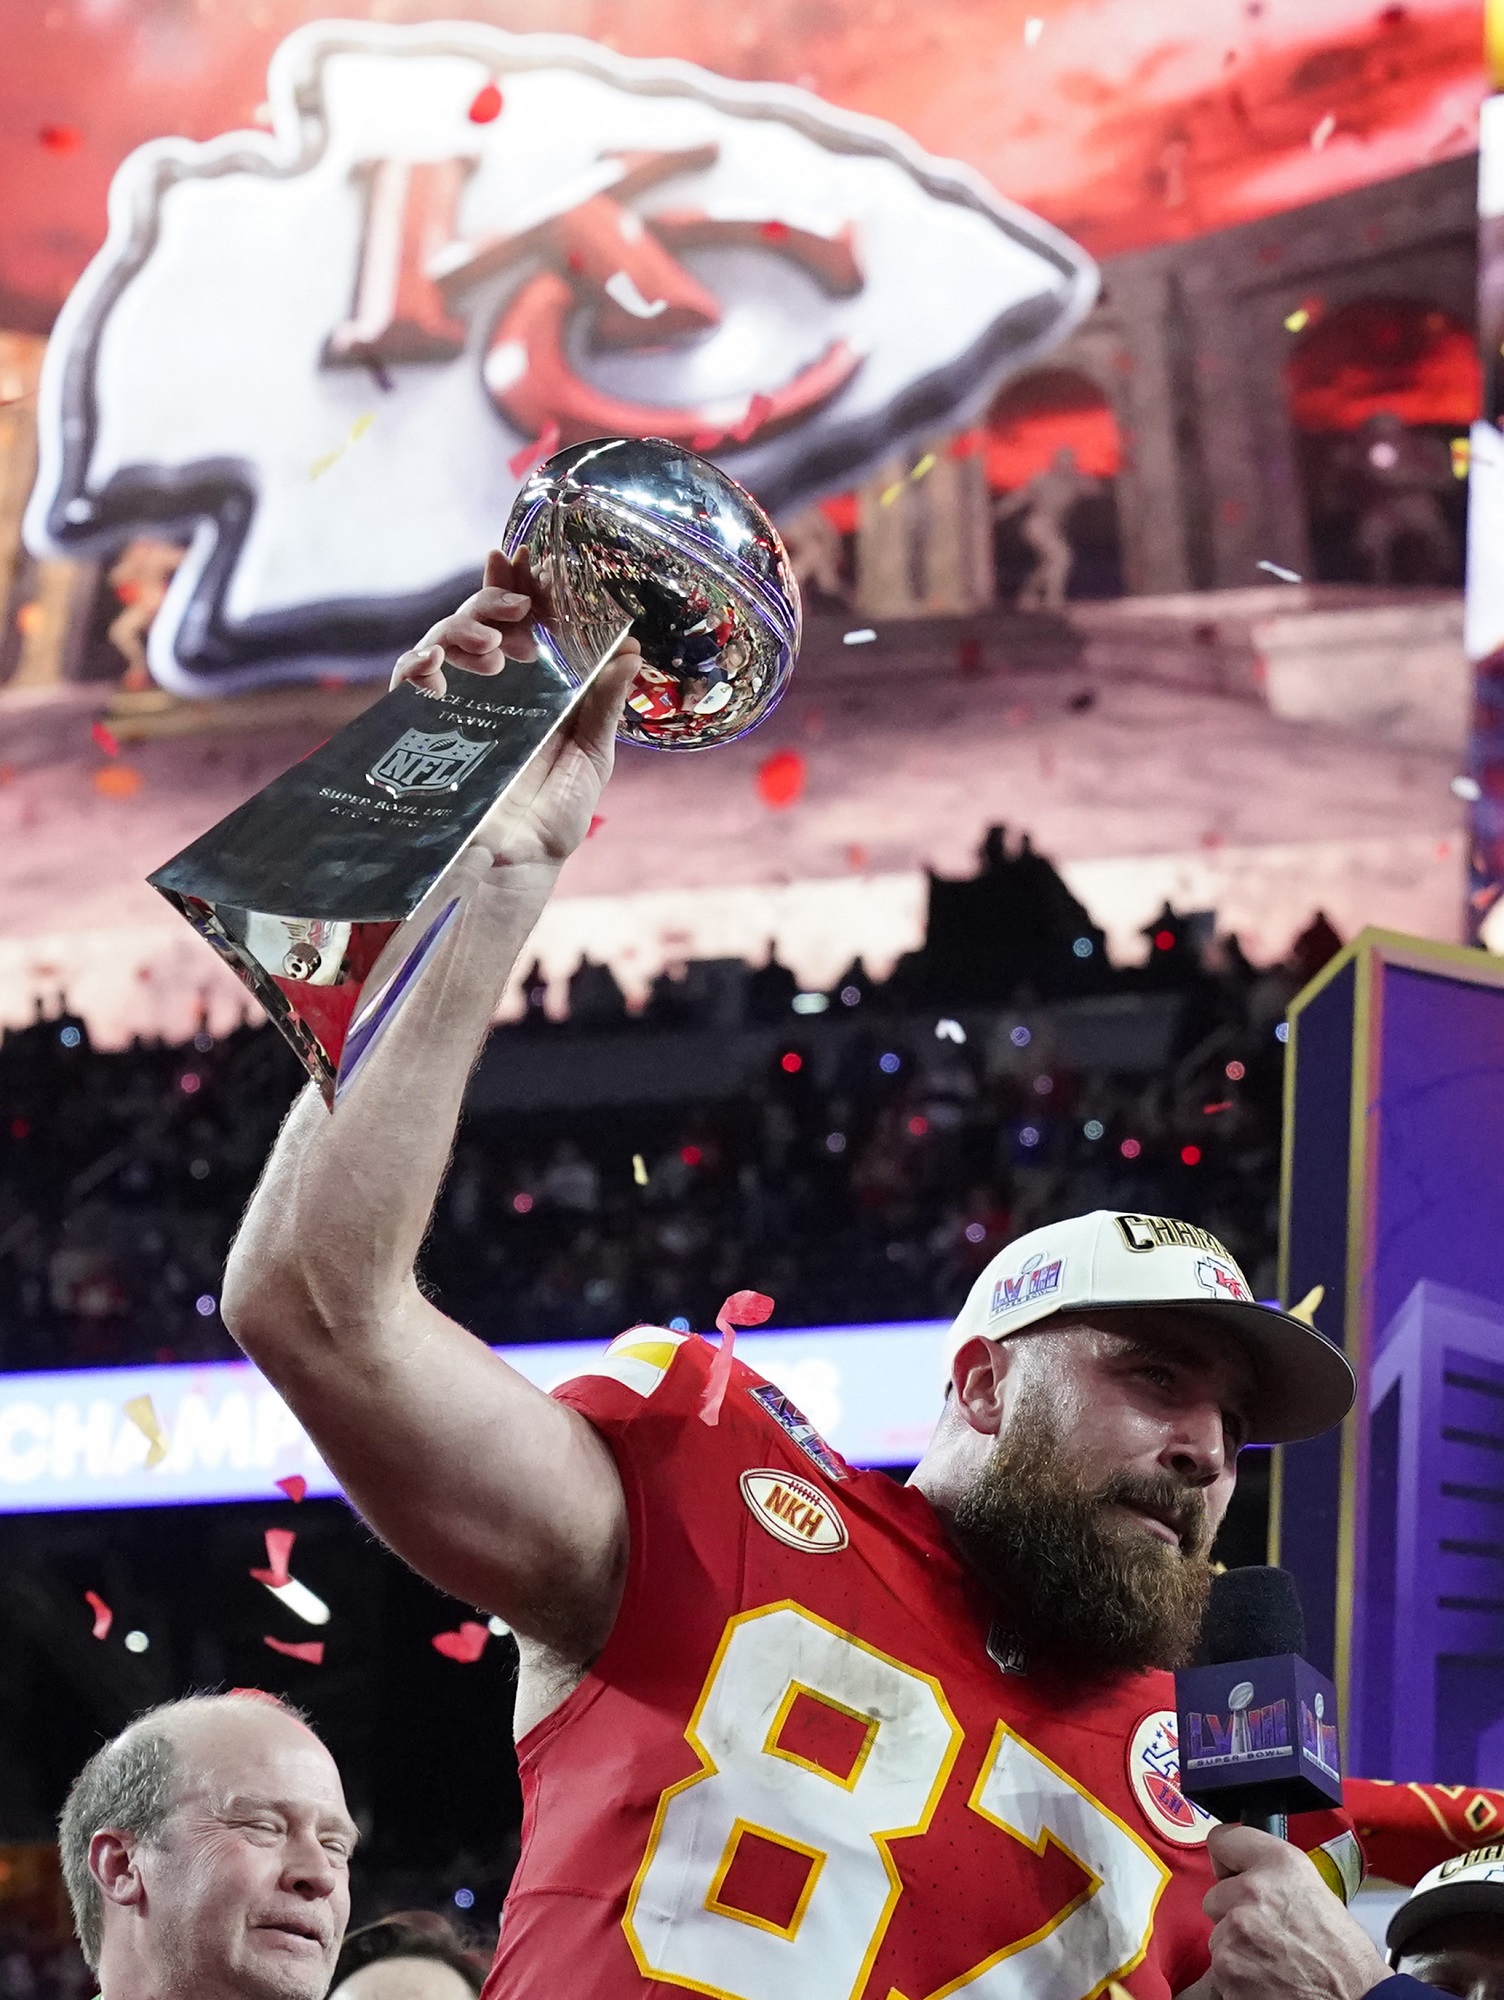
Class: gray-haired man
59,1693,356,2000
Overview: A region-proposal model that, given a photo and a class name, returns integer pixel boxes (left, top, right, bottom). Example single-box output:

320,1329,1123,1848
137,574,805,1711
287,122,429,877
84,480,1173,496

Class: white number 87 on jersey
624,1602,1170,2000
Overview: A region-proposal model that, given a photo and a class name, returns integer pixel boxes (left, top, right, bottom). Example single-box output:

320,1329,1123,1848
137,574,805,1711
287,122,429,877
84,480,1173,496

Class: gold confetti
1289,1284,1325,1327
909,452,937,482
879,481,905,507
309,412,377,480
123,1394,169,1468
632,1153,649,1187
1284,307,1310,333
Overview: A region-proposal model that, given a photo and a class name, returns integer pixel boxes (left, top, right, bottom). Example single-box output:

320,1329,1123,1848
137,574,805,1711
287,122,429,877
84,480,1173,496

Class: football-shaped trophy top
503,436,802,750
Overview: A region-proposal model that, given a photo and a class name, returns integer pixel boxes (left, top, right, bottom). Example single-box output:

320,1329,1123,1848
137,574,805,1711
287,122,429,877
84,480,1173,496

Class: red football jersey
488,1330,1356,2000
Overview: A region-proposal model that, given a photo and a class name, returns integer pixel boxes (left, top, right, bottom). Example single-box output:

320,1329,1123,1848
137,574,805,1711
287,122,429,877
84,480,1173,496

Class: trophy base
149,643,620,1105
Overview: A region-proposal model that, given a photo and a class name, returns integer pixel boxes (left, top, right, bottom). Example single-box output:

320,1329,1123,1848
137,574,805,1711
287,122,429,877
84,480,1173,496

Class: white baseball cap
943,1210,1355,1446
1388,1844,1504,1956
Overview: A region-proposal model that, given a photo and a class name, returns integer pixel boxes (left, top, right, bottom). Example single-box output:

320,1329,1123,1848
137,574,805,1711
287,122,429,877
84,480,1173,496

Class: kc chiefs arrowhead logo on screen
26,20,1095,697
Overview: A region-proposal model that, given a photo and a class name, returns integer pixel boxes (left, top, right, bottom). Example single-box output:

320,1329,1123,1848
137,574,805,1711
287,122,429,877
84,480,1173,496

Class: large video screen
0,0,1484,1044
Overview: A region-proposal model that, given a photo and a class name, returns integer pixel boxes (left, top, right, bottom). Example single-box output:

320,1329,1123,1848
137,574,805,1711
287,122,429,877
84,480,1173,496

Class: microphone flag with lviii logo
24,18,1096,698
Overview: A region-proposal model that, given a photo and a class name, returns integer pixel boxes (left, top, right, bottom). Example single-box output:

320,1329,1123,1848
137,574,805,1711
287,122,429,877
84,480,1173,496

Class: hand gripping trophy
149,438,801,1102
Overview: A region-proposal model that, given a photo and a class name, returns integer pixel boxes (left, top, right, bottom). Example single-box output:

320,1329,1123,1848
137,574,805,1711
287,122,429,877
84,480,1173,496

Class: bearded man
223,557,1377,2000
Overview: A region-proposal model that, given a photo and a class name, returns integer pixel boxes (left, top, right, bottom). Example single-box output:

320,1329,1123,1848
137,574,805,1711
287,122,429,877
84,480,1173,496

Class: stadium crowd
0,832,1339,1372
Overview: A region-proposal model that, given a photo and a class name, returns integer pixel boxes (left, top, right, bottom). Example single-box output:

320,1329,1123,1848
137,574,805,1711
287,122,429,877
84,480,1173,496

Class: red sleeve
1344,1778,1504,1885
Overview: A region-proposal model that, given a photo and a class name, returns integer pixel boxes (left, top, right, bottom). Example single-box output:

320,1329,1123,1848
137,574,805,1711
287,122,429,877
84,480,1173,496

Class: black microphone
1174,1566,1343,1835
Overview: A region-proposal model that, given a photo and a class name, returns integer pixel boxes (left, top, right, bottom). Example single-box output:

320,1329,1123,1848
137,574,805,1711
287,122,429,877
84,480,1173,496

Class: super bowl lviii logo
24,20,1095,697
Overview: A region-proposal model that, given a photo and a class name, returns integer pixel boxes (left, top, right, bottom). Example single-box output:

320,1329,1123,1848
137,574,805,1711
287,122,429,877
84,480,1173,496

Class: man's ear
91,1830,147,1911
950,1335,1009,1436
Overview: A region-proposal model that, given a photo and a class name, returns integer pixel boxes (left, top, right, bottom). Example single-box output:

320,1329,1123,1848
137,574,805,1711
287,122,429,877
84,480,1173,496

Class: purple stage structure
1278,930,1504,1782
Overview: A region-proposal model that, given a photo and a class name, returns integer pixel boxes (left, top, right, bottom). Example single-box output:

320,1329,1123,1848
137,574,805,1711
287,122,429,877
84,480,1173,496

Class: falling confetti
1310,112,1337,149
632,1153,649,1187
701,1290,775,1425
759,220,791,243
93,765,143,799
91,721,120,758
123,1394,168,1468
508,419,561,481
84,1591,113,1640
264,1637,324,1665
842,628,877,645
275,1475,307,1503
1023,16,1044,43
1283,307,1310,333
15,603,44,638
1256,559,1302,583
467,80,503,124
909,452,937,482
1453,775,1482,801
689,427,723,452
308,412,376,481
1452,436,1471,480
756,748,806,810
1288,1284,1325,1326
39,125,82,153
604,270,667,319
432,1621,490,1663
730,393,773,444
261,1577,331,1625
935,1019,966,1044
879,481,905,507
250,1528,296,1587
586,814,606,839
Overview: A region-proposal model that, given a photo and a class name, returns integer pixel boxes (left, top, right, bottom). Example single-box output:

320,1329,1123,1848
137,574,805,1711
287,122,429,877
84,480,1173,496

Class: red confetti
586,815,606,839
689,428,723,453
249,1527,295,1587
756,748,806,810
760,220,791,242
264,1637,324,1665
84,1591,112,1640
39,125,82,154
91,720,120,758
731,393,774,444
701,1290,775,1425
432,1621,490,1663
508,419,561,481
566,249,586,274
275,1475,307,1503
114,580,141,605
468,81,503,123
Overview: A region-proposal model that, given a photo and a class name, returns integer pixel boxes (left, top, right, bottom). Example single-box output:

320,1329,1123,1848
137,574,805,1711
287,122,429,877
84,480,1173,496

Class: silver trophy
148,437,801,1104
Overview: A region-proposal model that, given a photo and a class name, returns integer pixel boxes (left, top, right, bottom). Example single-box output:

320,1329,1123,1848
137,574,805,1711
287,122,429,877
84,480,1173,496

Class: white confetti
1452,775,1482,801
604,269,667,319
258,1577,331,1626
935,1018,966,1044
842,628,878,645
1256,559,1303,583
1310,113,1337,150
1023,16,1044,43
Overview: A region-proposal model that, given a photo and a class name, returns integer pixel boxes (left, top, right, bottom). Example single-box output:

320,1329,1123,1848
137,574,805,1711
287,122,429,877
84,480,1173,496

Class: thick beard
949,1383,1215,1678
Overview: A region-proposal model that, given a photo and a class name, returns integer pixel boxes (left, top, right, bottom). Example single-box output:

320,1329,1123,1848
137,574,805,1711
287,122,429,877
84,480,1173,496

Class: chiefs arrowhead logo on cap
26,19,1094,697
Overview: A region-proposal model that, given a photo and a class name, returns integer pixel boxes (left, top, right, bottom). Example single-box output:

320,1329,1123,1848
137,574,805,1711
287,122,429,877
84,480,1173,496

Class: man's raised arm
221,552,641,1659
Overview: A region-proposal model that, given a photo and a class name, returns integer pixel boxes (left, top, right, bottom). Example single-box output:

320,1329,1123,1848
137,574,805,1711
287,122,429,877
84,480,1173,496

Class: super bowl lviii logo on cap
989,1251,1064,1321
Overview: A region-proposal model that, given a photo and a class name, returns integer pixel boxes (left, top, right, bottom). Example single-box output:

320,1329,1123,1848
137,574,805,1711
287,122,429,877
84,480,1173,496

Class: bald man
58,1693,356,2000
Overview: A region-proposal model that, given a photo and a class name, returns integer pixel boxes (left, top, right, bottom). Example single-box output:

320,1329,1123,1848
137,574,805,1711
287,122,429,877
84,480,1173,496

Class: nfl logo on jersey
990,1251,1063,1320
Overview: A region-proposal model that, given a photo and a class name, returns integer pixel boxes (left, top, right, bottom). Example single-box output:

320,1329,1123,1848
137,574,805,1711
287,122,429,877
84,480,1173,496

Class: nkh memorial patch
747,1383,848,1481
1127,1709,1218,1848
740,1470,847,1552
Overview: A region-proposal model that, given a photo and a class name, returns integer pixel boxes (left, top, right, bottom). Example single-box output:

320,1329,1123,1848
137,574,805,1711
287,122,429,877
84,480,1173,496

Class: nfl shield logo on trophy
366,727,495,798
